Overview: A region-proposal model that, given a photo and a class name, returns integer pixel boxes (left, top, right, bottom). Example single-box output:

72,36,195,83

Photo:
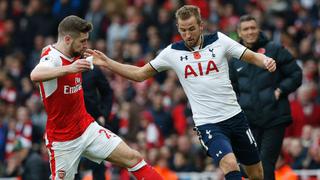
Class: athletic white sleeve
37,54,60,68
218,32,247,59
149,46,171,72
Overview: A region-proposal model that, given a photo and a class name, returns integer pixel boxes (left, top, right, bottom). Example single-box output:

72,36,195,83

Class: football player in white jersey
85,5,276,180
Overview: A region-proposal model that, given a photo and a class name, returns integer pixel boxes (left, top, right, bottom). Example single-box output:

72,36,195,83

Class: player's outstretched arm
241,49,276,72
30,59,91,82
85,49,157,82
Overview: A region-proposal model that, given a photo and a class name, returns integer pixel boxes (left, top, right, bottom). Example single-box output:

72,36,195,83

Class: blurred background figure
0,0,319,179
75,63,113,180
229,14,302,179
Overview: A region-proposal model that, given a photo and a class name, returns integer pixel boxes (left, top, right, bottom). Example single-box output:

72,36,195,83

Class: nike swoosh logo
236,67,243,72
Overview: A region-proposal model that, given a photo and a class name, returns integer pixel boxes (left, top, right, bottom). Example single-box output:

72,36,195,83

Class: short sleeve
218,32,247,59
149,46,171,72
37,55,57,68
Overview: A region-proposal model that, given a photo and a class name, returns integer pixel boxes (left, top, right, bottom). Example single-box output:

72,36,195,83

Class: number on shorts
99,129,112,139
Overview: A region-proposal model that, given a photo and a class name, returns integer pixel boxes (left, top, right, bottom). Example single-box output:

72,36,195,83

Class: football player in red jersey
30,15,163,180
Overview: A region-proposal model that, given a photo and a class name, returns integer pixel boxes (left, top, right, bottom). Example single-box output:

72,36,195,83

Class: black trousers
251,124,286,180
74,159,105,180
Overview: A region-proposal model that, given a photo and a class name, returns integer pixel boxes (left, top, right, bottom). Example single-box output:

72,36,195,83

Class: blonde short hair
175,5,201,24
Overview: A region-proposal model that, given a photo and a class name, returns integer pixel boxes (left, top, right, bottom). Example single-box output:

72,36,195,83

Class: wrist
62,65,71,74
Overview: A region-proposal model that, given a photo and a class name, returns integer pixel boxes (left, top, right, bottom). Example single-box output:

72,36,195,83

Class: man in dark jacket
229,15,302,180
83,67,113,128
77,66,113,180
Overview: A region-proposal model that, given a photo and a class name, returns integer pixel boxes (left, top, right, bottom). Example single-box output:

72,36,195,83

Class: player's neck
54,42,72,58
195,35,203,47
186,35,203,51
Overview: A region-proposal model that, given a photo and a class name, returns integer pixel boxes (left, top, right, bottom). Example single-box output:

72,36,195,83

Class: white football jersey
150,32,247,126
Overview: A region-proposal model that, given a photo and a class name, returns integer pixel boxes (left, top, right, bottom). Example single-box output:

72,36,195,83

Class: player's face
70,32,89,57
177,16,203,48
238,20,259,45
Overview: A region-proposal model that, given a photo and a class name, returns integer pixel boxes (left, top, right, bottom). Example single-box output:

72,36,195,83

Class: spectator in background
84,0,107,41
229,15,302,180
275,152,299,180
288,82,320,137
149,91,173,138
0,99,7,176
5,106,46,180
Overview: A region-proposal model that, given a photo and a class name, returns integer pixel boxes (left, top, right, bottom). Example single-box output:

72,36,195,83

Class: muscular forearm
242,50,266,69
30,66,70,82
102,58,148,82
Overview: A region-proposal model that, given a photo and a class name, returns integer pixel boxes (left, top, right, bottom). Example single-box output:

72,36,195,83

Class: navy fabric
171,32,218,51
195,112,260,165
225,171,242,180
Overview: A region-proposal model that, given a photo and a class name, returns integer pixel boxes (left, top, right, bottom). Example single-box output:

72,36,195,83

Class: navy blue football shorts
194,111,260,166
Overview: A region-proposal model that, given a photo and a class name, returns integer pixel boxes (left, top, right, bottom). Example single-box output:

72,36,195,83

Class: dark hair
58,15,93,38
175,5,201,24
238,14,257,29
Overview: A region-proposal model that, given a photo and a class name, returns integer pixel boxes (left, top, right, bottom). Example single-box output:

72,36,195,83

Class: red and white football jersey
37,45,94,142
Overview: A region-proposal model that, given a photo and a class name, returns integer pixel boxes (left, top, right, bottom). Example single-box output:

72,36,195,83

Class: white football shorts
45,121,122,180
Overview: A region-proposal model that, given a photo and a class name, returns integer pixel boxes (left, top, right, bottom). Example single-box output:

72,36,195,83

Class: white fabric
45,122,122,180
127,160,147,172
150,32,246,126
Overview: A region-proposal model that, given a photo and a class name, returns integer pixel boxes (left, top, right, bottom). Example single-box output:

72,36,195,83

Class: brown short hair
238,14,257,29
58,15,93,38
175,5,201,24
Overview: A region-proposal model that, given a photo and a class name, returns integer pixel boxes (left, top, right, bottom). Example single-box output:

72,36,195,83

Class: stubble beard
186,34,201,48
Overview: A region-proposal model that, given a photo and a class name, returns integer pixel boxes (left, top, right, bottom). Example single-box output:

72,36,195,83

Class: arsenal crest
58,169,66,179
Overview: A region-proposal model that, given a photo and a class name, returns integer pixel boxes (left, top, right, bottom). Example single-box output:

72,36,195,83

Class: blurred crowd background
0,0,319,179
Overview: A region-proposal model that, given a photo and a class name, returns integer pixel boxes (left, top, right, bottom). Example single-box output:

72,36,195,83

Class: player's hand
263,57,276,72
68,59,91,73
274,88,281,100
84,49,108,67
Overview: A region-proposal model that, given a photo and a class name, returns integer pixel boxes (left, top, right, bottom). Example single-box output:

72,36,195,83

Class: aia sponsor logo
184,60,219,78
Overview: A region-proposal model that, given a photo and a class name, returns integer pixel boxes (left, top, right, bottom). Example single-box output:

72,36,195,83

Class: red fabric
40,47,94,142
119,168,130,180
286,100,320,137
47,141,56,180
186,0,209,19
131,164,164,180
171,104,187,135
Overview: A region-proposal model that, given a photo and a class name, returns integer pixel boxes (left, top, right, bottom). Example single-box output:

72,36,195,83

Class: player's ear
237,24,242,38
199,21,204,32
64,35,72,45
237,28,242,38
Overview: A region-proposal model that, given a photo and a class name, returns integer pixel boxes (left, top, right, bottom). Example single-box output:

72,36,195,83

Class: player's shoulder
39,45,62,64
203,32,219,48
171,40,187,51
40,45,60,59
